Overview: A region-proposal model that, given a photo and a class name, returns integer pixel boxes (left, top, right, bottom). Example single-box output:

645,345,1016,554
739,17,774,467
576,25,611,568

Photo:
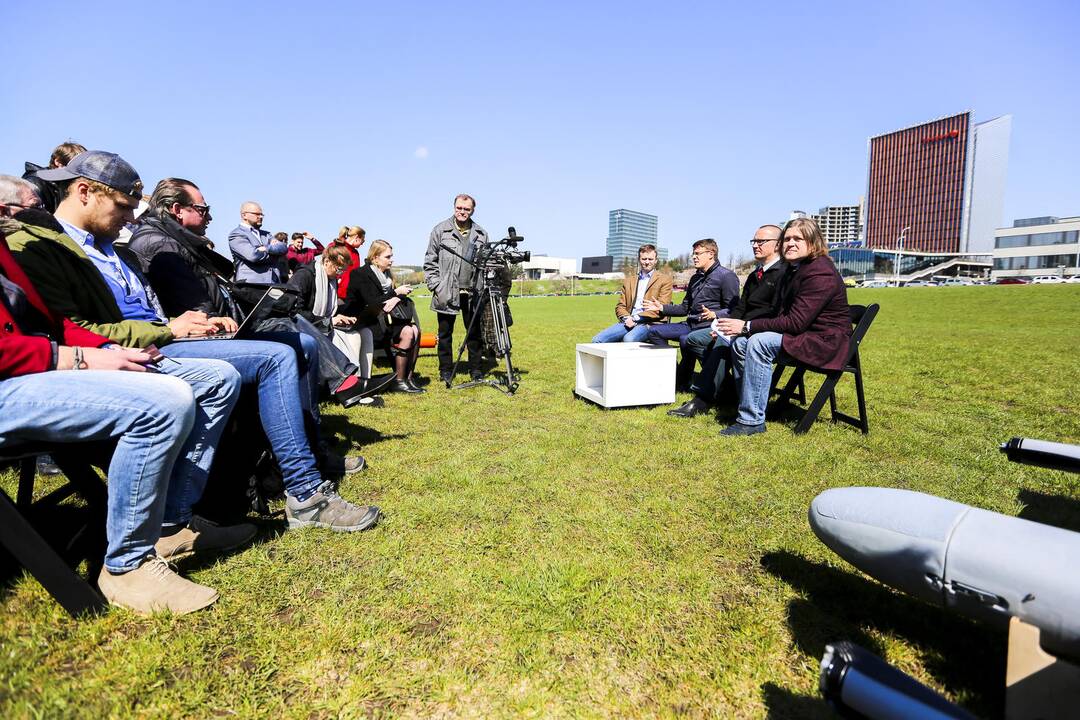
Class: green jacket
5,221,175,348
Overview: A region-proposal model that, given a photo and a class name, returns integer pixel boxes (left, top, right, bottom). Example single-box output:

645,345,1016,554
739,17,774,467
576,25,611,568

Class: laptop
171,286,285,342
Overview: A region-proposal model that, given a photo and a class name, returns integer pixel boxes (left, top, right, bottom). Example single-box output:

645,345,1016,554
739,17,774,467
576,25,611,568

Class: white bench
574,342,677,408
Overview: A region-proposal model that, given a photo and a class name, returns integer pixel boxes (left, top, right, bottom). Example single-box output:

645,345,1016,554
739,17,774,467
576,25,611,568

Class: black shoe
439,370,453,385
404,377,424,393
719,422,766,437
362,372,396,397
470,370,484,381
333,380,368,408
391,380,424,394
667,397,710,418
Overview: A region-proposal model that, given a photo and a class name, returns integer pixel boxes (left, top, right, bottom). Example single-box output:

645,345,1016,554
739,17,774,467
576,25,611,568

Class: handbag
388,295,415,325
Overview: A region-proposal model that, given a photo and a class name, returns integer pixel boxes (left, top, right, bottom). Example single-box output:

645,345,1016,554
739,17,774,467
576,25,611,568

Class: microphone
1000,437,1080,473
507,226,518,239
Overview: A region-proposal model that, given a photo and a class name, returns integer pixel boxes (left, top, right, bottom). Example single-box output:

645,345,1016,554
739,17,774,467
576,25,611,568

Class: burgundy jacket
749,254,851,371
0,231,110,378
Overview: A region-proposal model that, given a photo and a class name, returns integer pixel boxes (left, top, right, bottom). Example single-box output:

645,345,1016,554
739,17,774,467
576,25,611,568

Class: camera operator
423,193,488,383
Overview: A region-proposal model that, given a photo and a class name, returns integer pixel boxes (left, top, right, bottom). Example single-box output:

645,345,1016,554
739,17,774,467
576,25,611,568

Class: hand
58,346,152,372
382,297,401,313
209,316,239,333
714,318,745,337
395,285,412,296
257,245,266,252
699,307,717,322
643,299,664,314
168,310,217,338
623,317,636,329
332,314,356,326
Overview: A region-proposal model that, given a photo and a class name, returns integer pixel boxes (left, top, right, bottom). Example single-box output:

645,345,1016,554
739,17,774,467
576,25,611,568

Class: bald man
229,201,287,283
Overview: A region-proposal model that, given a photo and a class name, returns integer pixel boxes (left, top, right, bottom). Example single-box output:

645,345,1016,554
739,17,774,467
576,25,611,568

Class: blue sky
4,0,1077,265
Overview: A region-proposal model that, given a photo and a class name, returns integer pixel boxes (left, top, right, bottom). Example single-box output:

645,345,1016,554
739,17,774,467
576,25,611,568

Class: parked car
1031,275,1067,284
904,280,937,287
940,277,975,286
859,280,889,288
996,277,1029,285
1067,275,1080,284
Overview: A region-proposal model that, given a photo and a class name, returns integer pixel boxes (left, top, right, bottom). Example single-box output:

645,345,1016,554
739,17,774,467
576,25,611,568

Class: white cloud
414,146,429,159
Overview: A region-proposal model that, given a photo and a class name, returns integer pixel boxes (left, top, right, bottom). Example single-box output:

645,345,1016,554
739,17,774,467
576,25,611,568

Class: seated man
126,177,372,406
714,218,851,436
591,243,672,343
229,201,287,283
643,238,739,385
8,153,380,532
1,174,251,564
669,224,786,417
0,226,214,614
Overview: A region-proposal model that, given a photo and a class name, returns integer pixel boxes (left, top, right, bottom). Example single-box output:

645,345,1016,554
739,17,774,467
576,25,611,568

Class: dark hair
291,232,305,241
638,243,657,255
692,238,718,256
49,141,87,168
149,178,198,217
274,231,288,242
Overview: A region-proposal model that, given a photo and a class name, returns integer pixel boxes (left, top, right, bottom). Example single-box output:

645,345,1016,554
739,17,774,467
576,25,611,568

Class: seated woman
713,217,851,436
286,244,391,404
343,240,424,394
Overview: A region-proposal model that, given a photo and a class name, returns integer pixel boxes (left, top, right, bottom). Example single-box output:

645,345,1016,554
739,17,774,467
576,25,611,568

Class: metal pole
895,226,910,287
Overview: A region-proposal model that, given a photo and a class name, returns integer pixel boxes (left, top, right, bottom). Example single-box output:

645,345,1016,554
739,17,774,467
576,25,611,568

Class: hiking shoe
284,481,381,532
97,556,218,615
320,451,365,475
155,515,257,561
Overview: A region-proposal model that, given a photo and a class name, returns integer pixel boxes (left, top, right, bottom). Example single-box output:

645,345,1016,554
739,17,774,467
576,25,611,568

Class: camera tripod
448,275,519,394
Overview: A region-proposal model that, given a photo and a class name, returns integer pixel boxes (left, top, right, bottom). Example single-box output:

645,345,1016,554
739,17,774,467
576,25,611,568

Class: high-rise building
606,209,668,266
864,111,1011,254
812,203,862,245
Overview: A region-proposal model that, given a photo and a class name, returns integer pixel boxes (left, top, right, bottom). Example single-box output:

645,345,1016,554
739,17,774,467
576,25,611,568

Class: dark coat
733,260,788,322
749,255,851,370
284,262,324,325
662,261,740,328
128,213,237,320
342,263,401,343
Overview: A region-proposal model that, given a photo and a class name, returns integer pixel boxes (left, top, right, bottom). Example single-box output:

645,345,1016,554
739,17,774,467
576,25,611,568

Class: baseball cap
35,150,144,199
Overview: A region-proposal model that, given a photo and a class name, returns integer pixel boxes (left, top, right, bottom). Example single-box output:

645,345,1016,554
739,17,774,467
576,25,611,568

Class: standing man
229,201,286,283
592,243,672,342
669,224,786,417
643,238,740,387
287,231,324,274
424,193,488,383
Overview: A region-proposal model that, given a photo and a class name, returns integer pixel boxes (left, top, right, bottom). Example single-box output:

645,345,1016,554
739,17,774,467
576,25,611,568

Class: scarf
313,260,338,318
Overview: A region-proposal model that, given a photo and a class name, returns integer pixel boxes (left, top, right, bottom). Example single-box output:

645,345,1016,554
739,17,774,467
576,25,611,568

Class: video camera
474,227,530,267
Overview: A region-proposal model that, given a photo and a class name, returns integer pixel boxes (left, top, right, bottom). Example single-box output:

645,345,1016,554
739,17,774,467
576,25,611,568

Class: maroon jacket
286,238,325,273
749,254,851,371
0,231,109,378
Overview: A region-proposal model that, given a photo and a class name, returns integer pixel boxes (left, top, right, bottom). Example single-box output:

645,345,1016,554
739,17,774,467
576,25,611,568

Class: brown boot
97,556,218,615
155,515,257,561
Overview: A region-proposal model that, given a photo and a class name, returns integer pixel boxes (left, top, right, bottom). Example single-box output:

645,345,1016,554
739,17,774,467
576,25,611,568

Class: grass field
2,285,1078,718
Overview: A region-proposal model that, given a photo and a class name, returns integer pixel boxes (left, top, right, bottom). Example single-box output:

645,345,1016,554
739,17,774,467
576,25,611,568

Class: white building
993,216,1080,280
522,255,577,280
963,115,1012,253
812,203,862,245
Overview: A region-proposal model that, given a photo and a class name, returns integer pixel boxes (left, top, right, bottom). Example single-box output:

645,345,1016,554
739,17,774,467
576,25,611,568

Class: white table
574,342,677,408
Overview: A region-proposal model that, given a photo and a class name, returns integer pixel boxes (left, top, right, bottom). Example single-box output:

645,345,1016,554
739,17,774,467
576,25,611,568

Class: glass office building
606,209,668,266
829,246,991,281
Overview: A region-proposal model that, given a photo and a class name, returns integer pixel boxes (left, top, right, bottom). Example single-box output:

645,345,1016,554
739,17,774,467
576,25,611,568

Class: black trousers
437,292,482,374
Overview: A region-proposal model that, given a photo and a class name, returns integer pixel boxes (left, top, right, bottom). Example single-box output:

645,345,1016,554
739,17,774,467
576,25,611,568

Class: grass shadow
760,681,833,719
175,516,288,574
760,550,1004,717
1017,488,1080,533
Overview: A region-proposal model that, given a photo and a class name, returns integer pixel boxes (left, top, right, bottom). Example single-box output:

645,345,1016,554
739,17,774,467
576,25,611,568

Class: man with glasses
669,224,787,418
424,193,489,384
644,238,739,389
229,201,287,283
591,243,673,343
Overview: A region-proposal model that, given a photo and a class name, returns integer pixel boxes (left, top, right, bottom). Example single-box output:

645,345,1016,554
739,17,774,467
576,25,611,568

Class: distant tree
509,263,524,280
665,253,690,272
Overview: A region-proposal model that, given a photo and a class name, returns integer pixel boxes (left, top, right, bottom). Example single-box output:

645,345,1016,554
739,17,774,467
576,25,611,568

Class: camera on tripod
478,227,530,266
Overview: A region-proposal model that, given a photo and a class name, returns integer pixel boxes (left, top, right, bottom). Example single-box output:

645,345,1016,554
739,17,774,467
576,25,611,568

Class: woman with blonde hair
343,240,423,394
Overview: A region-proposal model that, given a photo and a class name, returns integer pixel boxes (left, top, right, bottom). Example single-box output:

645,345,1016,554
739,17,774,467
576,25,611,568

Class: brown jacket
615,271,673,323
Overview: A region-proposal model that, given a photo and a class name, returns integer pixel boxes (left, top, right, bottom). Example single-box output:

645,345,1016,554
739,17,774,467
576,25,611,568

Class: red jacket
0,231,109,378
330,240,361,300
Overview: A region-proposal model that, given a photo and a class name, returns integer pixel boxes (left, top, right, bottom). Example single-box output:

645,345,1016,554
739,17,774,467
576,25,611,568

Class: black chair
769,303,879,435
0,442,111,616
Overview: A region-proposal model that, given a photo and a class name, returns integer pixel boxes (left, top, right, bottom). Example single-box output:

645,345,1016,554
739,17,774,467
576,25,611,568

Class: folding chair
769,303,879,435
0,442,111,616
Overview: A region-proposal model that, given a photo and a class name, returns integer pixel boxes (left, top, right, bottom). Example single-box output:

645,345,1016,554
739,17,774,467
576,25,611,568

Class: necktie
755,267,764,281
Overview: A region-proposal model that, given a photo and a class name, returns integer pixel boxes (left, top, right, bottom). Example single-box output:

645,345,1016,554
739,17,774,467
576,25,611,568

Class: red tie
755,267,763,280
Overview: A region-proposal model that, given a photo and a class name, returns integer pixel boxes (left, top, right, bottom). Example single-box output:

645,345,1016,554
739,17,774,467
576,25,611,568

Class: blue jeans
684,328,733,400
0,371,196,572
250,326,320,419
591,321,653,343
155,358,242,525
161,339,324,499
730,332,783,426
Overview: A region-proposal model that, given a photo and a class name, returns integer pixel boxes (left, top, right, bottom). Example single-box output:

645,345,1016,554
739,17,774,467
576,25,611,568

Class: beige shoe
155,515,257,560
97,556,218,615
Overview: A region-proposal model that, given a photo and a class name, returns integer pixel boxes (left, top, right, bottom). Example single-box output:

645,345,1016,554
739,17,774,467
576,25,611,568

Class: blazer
342,262,402,343
732,260,788,322
229,224,287,283
615,271,673,322
749,254,851,371
0,230,109,378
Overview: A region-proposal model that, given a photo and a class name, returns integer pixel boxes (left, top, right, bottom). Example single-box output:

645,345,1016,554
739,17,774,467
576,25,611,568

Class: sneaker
97,556,218,615
719,422,766,436
285,481,381,532
154,515,257,561
321,452,366,474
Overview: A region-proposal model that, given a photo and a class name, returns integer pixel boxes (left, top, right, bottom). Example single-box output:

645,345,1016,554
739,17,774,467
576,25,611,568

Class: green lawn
2,286,1078,718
